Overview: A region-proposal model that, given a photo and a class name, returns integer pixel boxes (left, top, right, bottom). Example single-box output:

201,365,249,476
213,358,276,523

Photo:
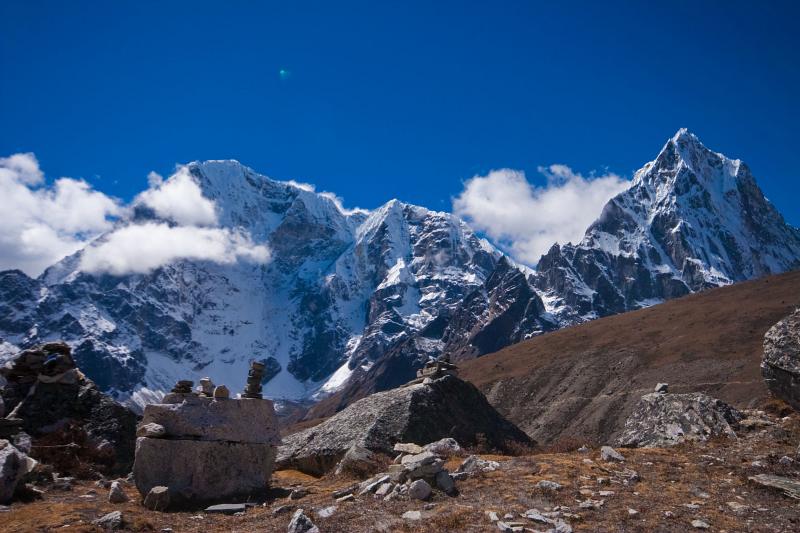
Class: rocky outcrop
132,388,281,507
0,342,137,474
277,375,531,475
762,308,800,411
0,439,37,503
616,392,743,448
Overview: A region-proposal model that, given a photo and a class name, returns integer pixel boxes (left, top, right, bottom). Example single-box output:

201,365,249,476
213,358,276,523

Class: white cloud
79,223,270,275
0,154,271,277
0,153,123,276
135,167,217,226
453,165,630,265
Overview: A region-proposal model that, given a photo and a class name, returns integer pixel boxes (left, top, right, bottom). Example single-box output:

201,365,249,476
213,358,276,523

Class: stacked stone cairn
132,363,282,509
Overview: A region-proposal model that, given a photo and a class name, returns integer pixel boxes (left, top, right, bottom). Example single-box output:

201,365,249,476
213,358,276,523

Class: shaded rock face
277,375,531,476
0,342,137,474
616,392,743,448
132,393,281,507
762,309,800,411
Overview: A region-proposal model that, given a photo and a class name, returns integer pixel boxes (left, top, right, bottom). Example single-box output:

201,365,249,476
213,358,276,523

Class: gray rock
402,510,422,520
108,481,128,503
762,309,800,411
0,439,36,504
288,509,320,533
408,479,432,500
455,455,500,475
691,519,710,529
748,474,800,499
205,503,246,514
136,423,166,438
134,437,276,505
600,446,625,462
317,505,336,518
616,392,742,448
435,470,455,494
402,451,444,479
394,442,424,454
374,482,394,497
143,486,170,511
334,444,379,478
92,510,123,530
536,480,562,491
655,383,669,393
272,504,293,516
423,437,462,456
289,487,309,500
277,375,532,475
359,474,391,495
140,395,281,445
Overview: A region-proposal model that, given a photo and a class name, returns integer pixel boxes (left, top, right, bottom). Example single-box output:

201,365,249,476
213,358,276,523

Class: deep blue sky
2,0,799,224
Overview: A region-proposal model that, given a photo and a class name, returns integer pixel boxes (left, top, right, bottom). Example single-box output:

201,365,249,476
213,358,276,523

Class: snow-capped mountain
533,129,800,323
0,160,549,406
1,130,798,406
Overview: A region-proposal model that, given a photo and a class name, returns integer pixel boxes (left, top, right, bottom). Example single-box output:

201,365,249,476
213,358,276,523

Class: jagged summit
535,130,800,322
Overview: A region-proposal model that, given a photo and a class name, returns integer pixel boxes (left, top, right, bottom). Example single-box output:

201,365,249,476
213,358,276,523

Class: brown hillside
459,269,800,445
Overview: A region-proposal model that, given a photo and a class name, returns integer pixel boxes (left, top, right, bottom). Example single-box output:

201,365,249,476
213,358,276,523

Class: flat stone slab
205,503,246,514
133,437,276,505
140,395,281,445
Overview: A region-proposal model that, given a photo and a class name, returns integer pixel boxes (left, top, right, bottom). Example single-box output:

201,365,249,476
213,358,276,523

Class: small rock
402,510,422,520
212,385,230,399
272,504,293,516
394,442,424,454
627,508,639,516
522,508,549,523
423,437,462,456
655,382,669,393
136,423,166,438
143,486,170,511
435,470,456,494
374,482,394,498
598,490,615,497
778,455,793,466
290,487,310,500
578,499,605,510
335,493,355,503
663,510,674,518
600,446,625,462
726,501,748,514
691,519,710,529
359,474,390,495
288,509,320,533
205,503,246,514
334,444,379,478
331,485,357,499
317,505,336,518
108,481,128,503
408,479,432,500
455,455,500,475
92,511,123,530
497,521,525,532
486,510,499,521
536,480,562,491
577,445,589,453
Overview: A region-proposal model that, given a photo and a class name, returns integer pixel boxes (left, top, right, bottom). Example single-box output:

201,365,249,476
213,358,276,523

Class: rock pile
762,308,800,411
277,374,532,475
132,373,282,508
616,389,743,448
0,341,137,474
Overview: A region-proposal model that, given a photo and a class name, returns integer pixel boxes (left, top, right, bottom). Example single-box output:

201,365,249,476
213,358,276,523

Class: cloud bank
0,154,270,277
453,165,630,265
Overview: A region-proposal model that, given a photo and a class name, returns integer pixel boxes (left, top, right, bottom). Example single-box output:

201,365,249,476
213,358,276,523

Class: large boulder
0,439,37,503
616,392,743,448
0,342,137,474
762,309,800,411
277,375,532,475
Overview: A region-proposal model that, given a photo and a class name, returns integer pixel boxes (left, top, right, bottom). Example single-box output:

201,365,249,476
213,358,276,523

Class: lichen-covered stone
616,392,742,448
762,309,800,411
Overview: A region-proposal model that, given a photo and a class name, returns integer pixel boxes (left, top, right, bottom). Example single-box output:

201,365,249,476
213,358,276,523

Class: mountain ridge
1,130,799,408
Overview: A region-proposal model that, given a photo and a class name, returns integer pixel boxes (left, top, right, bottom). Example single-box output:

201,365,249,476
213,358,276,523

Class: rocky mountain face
0,131,798,406
535,129,800,323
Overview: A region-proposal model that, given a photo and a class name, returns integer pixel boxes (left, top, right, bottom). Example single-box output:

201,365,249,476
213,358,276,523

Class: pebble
600,446,625,462
627,508,639,516
402,510,422,520
691,519,710,529
486,511,499,522
317,506,336,518
537,479,563,491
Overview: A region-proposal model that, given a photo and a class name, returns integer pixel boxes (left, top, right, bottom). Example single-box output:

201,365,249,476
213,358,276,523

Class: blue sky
2,1,799,225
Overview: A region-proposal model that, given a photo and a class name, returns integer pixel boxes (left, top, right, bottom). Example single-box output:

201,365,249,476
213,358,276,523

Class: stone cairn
132,363,282,508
